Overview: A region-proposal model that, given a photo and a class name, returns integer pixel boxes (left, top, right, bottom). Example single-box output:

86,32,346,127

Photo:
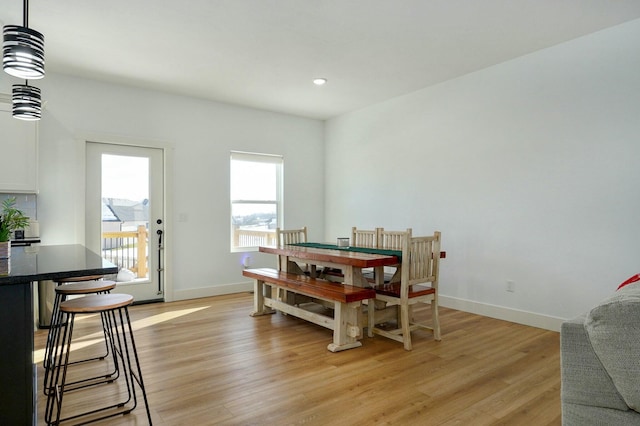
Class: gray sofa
561,282,640,425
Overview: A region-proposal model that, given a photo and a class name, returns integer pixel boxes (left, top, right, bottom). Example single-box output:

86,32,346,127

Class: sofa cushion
585,283,640,412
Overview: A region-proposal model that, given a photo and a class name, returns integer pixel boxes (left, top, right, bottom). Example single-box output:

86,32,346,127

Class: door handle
156,226,164,294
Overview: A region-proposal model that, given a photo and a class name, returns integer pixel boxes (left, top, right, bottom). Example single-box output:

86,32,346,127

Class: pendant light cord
23,0,29,27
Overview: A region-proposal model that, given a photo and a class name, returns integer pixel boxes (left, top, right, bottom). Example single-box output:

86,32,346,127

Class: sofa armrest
560,314,628,411
585,284,640,411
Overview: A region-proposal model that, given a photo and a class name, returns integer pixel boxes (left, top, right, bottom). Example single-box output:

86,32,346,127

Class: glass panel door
86,142,164,302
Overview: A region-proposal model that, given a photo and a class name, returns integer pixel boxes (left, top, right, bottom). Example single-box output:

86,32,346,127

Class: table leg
327,301,363,352
341,266,371,336
282,258,307,305
342,266,370,288
388,266,402,283
374,266,384,285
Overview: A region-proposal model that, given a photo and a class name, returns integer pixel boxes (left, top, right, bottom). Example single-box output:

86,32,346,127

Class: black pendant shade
12,83,41,121
3,24,45,80
3,0,45,120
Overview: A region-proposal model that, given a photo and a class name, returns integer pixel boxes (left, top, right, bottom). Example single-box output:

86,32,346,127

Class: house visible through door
86,142,164,302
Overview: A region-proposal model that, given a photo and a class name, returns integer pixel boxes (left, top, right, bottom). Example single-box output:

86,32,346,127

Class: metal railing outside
101,225,148,278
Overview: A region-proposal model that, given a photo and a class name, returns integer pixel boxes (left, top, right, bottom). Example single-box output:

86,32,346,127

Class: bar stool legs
44,294,152,425
43,280,117,397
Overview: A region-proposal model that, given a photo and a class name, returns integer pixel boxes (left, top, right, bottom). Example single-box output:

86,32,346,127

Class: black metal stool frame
43,284,118,396
44,295,152,425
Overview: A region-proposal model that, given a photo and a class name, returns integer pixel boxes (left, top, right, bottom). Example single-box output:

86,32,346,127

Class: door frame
79,132,174,302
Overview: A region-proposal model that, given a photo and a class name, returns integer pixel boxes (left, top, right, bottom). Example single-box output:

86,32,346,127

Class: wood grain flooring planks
34,292,561,425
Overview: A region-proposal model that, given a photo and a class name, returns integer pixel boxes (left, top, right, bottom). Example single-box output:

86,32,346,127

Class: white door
86,142,165,302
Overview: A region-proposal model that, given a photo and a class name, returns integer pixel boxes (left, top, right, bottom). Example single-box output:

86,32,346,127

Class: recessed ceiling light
313,78,327,86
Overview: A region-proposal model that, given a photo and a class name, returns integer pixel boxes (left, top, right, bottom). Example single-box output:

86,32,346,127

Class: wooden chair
350,227,382,281
375,228,412,284
351,227,380,247
378,228,412,250
276,226,307,246
368,231,442,350
275,226,308,273
275,226,309,303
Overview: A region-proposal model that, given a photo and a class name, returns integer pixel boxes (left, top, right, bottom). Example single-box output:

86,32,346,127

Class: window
230,151,283,252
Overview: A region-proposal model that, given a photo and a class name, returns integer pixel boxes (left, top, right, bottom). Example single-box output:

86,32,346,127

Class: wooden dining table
259,243,401,287
257,243,402,349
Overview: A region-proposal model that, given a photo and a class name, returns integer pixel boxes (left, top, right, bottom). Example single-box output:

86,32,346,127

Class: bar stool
45,293,152,425
57,275,106,283
43,279,117,396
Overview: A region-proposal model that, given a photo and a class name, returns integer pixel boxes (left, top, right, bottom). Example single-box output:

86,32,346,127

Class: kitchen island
0,244,118,425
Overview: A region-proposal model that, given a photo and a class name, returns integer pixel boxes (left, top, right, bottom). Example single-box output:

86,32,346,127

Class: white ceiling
2,0,640,120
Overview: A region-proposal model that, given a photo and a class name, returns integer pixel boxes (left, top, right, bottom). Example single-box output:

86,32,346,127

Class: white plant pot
0,241,9,259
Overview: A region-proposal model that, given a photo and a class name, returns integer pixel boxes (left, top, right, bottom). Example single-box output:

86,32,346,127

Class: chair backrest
401,231,441,295
378,228,412,250
351,227,381,247
276,226,307,247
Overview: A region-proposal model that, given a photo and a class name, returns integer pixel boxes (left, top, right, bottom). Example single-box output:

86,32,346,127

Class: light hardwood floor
35,293,561,425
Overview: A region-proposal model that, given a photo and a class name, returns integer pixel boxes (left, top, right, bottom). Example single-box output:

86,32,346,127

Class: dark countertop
0,244,118,285
0,244,118,424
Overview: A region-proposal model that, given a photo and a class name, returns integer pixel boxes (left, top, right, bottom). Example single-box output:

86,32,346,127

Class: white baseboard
440,295,564,332
173,282,565,332
173,281,253,301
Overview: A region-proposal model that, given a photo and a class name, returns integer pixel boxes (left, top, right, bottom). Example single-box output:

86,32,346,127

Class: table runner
290,242,402,260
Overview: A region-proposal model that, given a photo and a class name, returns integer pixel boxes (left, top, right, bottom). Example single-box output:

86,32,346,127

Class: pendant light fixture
3,0,45,80
3,0,44,120
12,81,41,121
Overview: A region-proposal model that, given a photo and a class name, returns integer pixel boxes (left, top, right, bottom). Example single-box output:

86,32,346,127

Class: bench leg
250,280,275,317
327,301,363,352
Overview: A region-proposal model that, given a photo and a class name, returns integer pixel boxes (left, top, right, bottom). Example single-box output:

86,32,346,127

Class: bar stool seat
56,280,116,296
45,293,152,425
55,280,116,295
56,274,106,283
43,280,117,397
62,293,133,312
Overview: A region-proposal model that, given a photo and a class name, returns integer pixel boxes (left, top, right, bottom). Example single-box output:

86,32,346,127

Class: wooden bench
243,268,375,352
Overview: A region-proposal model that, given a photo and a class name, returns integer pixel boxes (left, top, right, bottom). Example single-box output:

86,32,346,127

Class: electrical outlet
506,280,515,292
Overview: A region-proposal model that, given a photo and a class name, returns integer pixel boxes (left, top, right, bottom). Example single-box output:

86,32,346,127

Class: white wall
2,19,638,330
10,74,325,300
324,19,640,330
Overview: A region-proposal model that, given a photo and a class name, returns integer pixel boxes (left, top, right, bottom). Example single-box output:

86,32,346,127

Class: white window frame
230,151,283,252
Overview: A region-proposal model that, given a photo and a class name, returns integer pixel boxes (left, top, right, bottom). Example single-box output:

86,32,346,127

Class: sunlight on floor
34,306,209,363
129,306,209,331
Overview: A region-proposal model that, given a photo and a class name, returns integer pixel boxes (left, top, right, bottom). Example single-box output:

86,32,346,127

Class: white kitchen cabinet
0,95,38,193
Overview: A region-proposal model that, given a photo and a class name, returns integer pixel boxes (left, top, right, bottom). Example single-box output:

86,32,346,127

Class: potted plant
0,197,30,259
